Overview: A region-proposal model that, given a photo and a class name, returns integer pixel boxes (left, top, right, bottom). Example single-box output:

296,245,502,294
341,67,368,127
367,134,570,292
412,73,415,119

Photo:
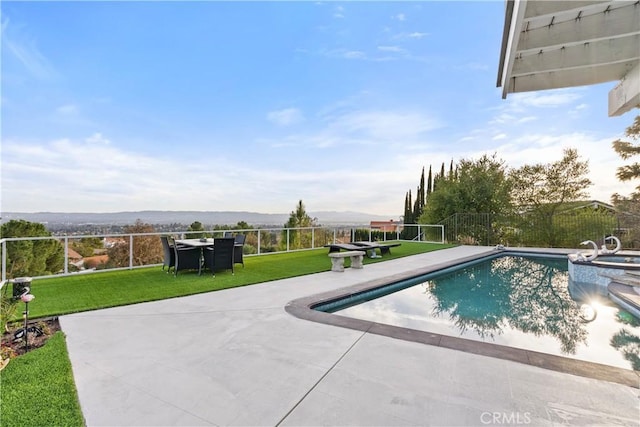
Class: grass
0,332,84,427
15,241,453,320
1,241,453,426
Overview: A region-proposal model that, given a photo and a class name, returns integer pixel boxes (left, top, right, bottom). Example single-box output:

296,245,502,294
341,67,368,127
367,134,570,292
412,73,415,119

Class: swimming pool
315,254,640,372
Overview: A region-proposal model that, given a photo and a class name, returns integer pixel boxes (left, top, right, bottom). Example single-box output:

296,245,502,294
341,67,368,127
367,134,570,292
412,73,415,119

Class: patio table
174,239,215,275
175,238,215,248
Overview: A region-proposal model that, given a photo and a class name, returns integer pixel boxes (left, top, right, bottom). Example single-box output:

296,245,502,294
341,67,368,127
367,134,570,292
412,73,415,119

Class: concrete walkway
61,246,640,426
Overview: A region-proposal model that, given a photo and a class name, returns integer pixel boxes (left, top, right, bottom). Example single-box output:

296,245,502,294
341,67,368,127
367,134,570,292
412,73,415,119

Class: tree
509,148,592,247
283,200,318,249
70,237,104,257
107,220,163,267
404,190,413,224
0,220,64,278
420,154,512,223
234,221,250,230
611,114,640,247
414,167,425,220
612,114,640,192
188,221,205,238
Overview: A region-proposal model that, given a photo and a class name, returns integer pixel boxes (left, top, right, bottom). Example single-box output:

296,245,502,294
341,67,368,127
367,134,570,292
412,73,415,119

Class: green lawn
1,241,453,426
15,241,453,320
0,332,84,427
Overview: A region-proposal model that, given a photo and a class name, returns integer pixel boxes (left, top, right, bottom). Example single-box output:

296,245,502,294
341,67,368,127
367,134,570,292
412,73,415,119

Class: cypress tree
404,190,414,223
413,185,421,221
415,167,425,219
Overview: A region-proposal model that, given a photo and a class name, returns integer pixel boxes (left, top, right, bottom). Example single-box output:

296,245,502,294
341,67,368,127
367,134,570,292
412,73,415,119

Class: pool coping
285,248,640,388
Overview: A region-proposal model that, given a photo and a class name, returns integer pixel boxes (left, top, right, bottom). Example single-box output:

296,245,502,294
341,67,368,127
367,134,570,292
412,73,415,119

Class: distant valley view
1,210,398,234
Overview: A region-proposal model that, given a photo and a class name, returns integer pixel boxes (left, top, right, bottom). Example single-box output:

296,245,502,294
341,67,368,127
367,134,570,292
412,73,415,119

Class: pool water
331,255,640,371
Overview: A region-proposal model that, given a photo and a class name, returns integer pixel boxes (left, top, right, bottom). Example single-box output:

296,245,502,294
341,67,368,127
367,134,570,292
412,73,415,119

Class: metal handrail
0,224,437,282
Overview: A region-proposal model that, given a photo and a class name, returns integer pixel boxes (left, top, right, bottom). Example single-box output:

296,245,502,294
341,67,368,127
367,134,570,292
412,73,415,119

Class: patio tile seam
274,329,370,427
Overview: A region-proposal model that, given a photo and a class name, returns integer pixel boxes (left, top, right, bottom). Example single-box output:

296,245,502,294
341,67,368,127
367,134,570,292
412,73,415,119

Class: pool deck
61,246,640,426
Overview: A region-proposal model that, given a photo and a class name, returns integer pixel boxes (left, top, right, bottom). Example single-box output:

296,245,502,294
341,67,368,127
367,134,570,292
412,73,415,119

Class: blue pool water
322,254,640,371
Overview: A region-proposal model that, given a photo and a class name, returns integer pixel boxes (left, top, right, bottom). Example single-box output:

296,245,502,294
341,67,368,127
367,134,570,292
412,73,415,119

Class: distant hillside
1,210,398,227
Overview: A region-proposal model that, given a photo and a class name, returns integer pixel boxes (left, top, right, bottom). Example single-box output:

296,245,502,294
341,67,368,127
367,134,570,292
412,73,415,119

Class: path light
20,288,35,352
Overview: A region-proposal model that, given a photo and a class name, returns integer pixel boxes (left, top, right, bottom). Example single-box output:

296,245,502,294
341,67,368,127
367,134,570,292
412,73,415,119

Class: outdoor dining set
160,234,245,276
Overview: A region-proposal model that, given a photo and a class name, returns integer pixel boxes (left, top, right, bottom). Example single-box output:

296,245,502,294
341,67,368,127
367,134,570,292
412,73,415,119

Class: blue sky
1,1,637,217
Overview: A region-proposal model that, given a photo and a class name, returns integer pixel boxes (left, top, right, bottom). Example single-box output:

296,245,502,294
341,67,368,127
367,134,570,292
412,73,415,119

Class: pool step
608,282,640,319
599,271,640,287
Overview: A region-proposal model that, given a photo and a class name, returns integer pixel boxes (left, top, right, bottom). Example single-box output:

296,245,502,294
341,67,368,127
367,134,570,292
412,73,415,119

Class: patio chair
173,242,203,276
202,237,235,276
233,234,246,267
160,236,175,273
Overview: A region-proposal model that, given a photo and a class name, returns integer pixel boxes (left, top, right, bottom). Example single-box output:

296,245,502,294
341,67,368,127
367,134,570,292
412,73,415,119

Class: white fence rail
0,224,444,285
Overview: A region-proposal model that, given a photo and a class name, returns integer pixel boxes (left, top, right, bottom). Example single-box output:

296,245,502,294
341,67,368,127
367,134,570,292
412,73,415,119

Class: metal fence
6,210,633,285
1,225,432,283
437,211,639,249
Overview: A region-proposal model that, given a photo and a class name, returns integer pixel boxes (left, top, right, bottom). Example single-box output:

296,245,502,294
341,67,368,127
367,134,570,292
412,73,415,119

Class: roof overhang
497,0,640,116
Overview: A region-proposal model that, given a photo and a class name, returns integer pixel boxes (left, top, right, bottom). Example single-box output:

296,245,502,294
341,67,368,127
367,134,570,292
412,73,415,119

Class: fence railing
436,211,639,249
3,210,634,286
1,225,439,284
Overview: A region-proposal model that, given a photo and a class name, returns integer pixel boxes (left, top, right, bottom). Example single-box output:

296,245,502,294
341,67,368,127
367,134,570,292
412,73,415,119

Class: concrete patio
61,246,640,426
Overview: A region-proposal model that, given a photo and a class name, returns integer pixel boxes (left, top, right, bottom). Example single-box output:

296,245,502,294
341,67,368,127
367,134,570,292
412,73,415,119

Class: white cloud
394,13,406,21
408,31,427,38
326,110,442,141
342,50,366,59
377,45,408,55
267,108,304,126
85,132,111,145
509,90,583,108
1,17,55,80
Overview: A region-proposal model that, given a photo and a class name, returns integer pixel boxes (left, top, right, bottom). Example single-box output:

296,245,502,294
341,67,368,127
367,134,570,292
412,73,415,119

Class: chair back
161,236,172,255
160,236,175,271
234,234,246,245
213,237,235,272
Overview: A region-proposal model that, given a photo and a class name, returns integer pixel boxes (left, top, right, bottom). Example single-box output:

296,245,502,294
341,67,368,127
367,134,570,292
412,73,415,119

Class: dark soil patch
1,317,61,359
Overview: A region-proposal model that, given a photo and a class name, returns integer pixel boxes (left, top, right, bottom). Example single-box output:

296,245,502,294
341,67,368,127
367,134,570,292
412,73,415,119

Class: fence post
64,236,69,274
1,240,6,282
129,234,134,269
257,231,261,255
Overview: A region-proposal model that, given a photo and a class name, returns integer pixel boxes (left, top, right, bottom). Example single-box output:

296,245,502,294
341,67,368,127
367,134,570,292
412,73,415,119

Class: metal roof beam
523,1,607,19
510,62,634,93
518,3,639,51
512,35,640,76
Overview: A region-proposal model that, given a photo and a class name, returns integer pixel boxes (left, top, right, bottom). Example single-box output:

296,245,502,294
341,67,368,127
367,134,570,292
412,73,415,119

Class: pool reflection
336,255,640,371
426,256,587,354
